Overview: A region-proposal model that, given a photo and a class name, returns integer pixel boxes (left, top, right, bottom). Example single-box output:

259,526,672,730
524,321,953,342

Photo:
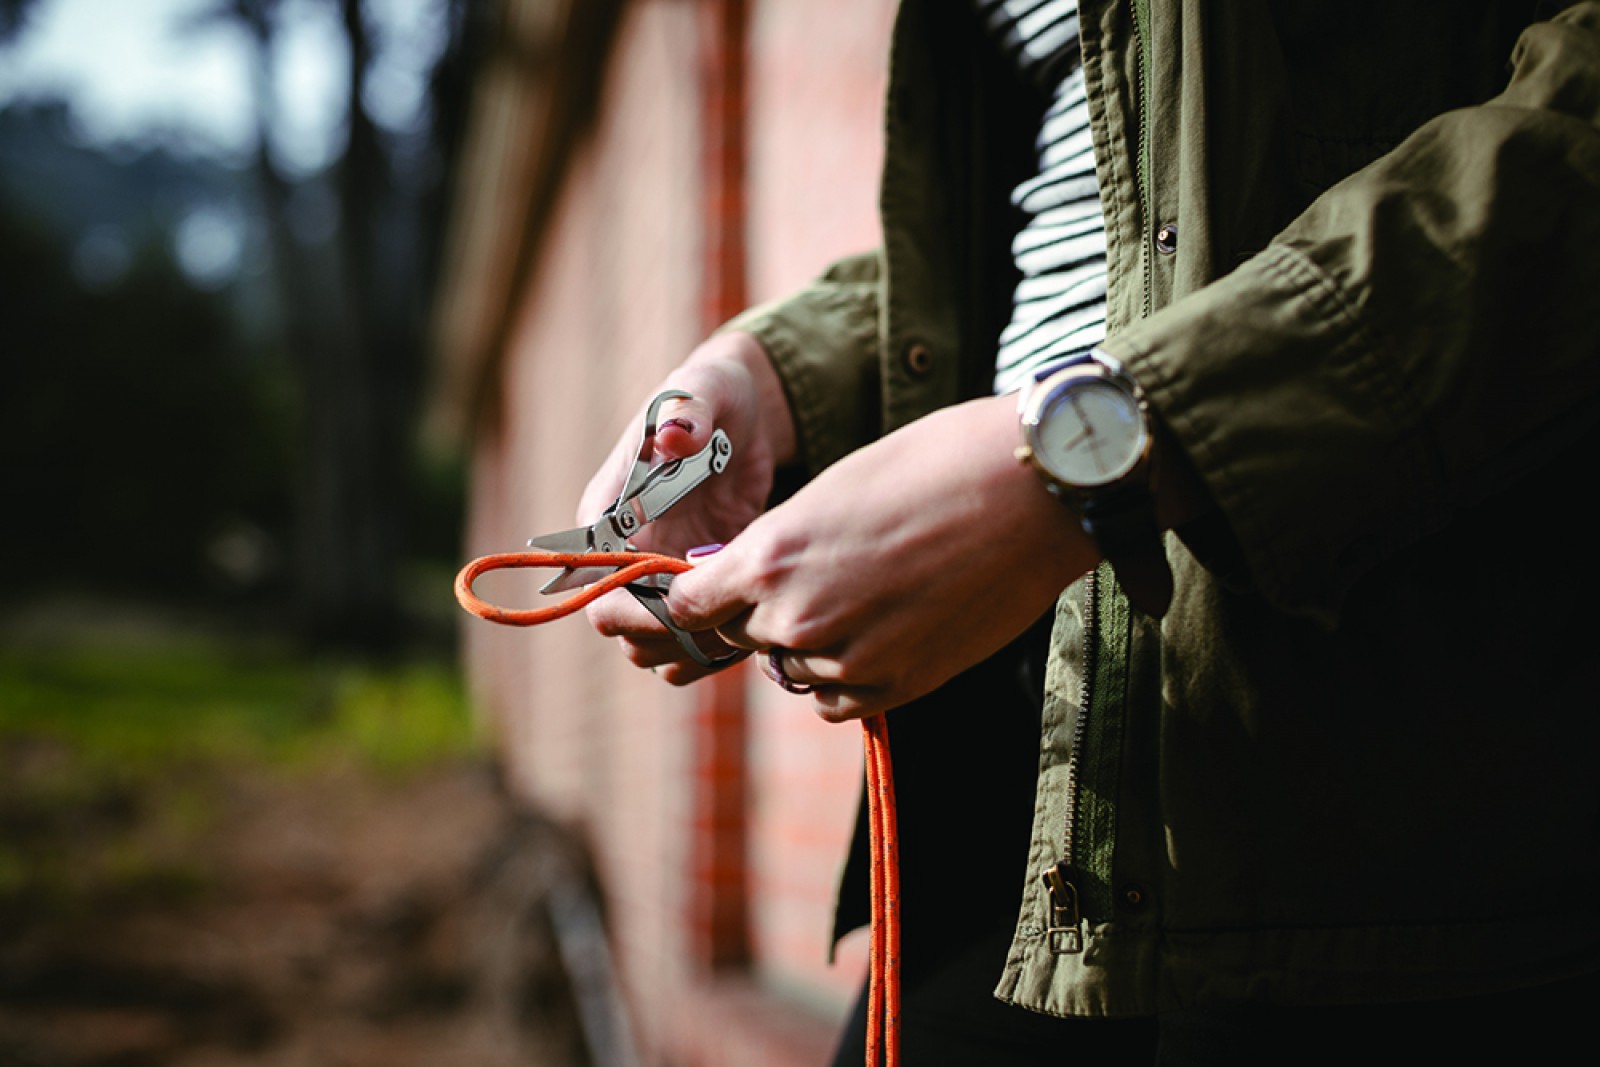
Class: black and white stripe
976,0,1109,395
975,0,1083,92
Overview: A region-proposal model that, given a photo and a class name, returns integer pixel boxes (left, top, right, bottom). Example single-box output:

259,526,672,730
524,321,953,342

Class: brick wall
460,1,896,1062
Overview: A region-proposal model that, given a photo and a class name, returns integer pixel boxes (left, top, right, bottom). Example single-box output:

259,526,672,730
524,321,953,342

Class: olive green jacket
728,0,1600,1016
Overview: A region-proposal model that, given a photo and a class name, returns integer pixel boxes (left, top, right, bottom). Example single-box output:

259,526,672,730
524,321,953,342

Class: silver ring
766,649,814,695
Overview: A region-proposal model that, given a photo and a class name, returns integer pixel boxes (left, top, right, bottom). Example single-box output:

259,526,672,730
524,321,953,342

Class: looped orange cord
455,551,691,626
456,550,902,1067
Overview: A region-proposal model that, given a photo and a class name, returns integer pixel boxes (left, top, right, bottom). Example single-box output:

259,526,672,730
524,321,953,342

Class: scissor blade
526,525,595,554
540,563,619,594
525,525,601,594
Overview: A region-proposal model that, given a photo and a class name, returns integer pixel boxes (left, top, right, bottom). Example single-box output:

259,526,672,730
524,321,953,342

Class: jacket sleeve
719,251,884,479
1103,4,1600,625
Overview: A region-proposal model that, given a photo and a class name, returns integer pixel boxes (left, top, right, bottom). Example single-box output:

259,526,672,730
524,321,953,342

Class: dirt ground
0,754,594,1067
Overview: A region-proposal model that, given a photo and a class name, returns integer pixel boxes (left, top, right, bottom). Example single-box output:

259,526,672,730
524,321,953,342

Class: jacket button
1155,222,1178,255
903,343,933,376
1118,883,1150,910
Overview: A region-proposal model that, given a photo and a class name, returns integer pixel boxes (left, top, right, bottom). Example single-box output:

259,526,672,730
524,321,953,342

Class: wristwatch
1016,351,1174,617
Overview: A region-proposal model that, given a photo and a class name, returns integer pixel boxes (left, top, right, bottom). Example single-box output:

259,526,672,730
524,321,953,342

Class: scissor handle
616,389,694,510
455,551,692,627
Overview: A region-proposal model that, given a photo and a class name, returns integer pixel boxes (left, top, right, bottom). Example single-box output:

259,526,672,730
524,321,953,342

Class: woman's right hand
579,331,796,682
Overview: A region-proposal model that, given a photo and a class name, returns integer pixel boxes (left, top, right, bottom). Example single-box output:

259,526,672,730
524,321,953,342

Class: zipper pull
1041,860,1084,955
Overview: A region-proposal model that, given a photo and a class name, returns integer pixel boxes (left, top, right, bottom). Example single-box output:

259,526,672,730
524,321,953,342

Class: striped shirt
976,0,1109,395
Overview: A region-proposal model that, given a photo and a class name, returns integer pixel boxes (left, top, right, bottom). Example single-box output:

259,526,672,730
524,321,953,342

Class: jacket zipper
1041,0,1153,956
1131,0,1154,321
1042,569,1098,955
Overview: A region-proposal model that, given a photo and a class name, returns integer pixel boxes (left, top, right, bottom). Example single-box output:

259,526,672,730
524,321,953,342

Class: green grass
0,642,483,775
0,637,486,922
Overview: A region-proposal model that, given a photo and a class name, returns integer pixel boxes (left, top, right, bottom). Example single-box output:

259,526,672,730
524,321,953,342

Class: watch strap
1080,486,1174,618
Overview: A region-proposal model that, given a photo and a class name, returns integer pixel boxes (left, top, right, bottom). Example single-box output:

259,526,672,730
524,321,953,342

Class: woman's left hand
665,394,1100,720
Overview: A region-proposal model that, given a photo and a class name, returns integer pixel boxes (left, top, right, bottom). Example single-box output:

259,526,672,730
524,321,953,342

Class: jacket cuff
718,259,883,478
1103,244,1441,626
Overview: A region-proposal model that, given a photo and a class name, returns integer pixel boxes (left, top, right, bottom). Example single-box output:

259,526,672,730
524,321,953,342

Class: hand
581,331,796,682
664,394,1101,721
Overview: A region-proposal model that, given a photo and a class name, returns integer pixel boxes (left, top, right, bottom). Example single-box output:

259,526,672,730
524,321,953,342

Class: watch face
1033,377,1147,488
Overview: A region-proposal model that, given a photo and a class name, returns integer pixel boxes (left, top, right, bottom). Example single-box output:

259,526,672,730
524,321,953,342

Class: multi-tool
523,389,738,667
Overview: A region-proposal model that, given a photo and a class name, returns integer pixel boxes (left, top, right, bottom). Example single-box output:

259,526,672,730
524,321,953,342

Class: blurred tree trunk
228,0,482,651
0,0,40,43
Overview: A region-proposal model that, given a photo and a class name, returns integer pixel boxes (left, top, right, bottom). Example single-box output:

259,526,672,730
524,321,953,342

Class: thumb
666,548,752,633
652,391,716,461
575,390,713,525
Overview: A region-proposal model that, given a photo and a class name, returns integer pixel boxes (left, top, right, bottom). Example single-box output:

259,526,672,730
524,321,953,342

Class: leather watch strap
1081,490,1173,618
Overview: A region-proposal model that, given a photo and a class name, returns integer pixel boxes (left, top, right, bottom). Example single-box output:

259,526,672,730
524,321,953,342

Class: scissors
523,389,739,667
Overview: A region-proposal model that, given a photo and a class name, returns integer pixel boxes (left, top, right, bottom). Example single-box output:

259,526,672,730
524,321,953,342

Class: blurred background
0,1,560,1063
0,0,893,1063
0,0,471,643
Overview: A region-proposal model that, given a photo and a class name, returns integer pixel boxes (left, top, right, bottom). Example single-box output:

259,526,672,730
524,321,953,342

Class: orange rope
863,713,901,1067
454,551,692,626
455,550,901,1066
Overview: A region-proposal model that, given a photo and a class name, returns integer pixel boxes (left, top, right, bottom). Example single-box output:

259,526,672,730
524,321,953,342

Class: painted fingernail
687,543,724,561
660,416,696,434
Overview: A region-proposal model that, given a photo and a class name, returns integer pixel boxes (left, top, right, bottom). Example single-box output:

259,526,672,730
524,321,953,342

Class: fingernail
687,543,724,561
660,416,696,434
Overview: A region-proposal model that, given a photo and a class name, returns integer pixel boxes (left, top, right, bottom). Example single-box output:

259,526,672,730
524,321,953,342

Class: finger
652,391,717,460
620,620,752,671
619,631,748,679
586,587,671,639
652,624,747,666
764,649,845,688
712,608,762,651
657,660,715,687
684,628,746,664
576,390,717,525
666,551,755,633
808,684,891,724
618,633,694,670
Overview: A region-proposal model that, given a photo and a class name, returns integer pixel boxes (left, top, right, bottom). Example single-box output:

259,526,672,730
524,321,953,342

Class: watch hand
1086,430,1109,477
1069,393,1093,435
